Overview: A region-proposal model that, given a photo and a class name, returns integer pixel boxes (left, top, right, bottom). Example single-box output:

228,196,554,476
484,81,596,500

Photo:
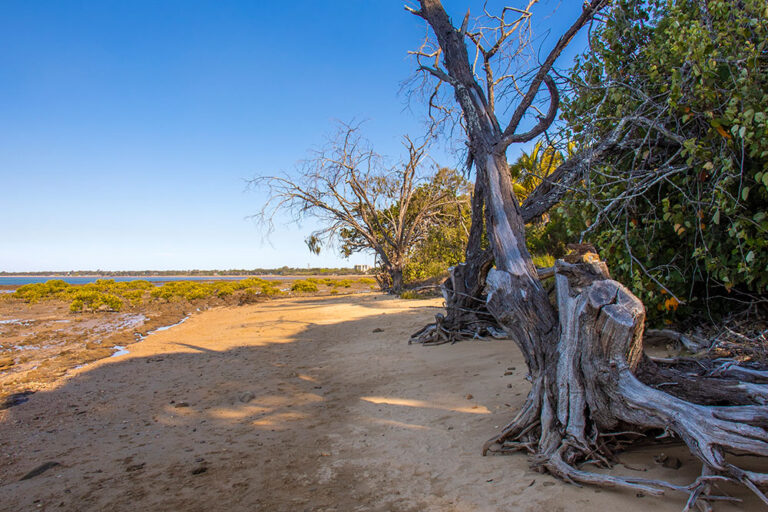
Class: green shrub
13,277,286,311
14,280,71,302
561,0,768,322
291,280,319,293
68,290,123,312
532,254,555,269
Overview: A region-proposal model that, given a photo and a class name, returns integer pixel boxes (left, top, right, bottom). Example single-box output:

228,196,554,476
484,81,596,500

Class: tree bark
391,267,404,295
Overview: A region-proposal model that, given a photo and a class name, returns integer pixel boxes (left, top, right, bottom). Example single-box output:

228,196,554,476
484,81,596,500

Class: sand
0,294,763,511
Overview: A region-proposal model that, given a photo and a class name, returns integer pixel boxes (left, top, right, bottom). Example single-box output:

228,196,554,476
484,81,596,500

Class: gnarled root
410,261,501,345
483,259,768,510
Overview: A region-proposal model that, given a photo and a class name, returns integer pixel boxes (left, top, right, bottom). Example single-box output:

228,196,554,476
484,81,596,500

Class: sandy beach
0,294,764,511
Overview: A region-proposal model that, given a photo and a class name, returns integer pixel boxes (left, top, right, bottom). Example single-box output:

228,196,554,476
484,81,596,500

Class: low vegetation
12,276,378,312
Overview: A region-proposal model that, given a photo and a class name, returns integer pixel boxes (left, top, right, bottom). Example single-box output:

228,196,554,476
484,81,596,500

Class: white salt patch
151,315,189,333
111,346,130,357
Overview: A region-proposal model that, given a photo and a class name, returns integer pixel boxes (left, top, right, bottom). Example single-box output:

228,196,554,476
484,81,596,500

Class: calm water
0,275,289,286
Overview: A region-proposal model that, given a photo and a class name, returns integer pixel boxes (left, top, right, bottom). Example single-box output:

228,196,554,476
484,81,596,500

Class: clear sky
0,1,590,272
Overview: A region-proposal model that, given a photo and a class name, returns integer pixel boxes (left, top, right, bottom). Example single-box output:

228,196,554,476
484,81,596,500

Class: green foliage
335,167,472,290
402,169,472,284
562,0,768,321
510,141,574,200
69,290,123,312
291,280,319,293
531,254,555,269
14,280,71,303
511,142,574,261
13,277,284,311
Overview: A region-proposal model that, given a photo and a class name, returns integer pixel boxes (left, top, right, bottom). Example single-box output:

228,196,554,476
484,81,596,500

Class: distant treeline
0,267,369,277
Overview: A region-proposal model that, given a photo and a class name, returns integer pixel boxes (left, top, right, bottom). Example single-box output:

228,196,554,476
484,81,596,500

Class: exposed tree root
409,256,503,345
479,259,768,510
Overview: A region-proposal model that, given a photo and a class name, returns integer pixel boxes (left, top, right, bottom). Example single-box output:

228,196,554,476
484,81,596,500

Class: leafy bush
291,280,319,293
14,280,71,303
561,0,768,322
69,290,123,312
532,254,555,269
13,277,285,311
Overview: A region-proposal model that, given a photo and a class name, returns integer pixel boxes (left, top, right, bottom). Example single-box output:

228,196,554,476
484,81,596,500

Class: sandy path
0,294,762,511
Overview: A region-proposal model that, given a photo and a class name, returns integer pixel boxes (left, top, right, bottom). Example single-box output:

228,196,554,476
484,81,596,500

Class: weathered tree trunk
378,264,405,295
391,267,404,295
411,173,500,344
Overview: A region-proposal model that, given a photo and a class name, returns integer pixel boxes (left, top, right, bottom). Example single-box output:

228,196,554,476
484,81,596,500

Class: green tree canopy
560,0,768,321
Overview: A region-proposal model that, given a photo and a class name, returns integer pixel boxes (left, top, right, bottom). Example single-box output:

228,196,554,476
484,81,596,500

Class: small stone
191,466,208,475
507,383,513,388
542,481,555,487
465,394,474,400
654,453,682,469
239,392,255,403
372,328,384,333
174,402,189,408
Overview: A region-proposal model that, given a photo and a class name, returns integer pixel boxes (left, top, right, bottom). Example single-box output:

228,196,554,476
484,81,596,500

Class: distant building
354,264,371,273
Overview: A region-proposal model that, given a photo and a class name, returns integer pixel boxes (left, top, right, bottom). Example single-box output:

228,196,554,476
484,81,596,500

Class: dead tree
406,1,768,507
252,123,468,293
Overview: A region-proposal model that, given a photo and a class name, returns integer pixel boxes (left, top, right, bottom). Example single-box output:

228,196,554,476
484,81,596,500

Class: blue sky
0,1,590,272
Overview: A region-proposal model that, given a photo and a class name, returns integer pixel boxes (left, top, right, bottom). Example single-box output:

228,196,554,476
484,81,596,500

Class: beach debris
126,463,145,472
19,461,60,481
654,453,682,470
372,327,384,333
465,394,474,400
174,402,190,408
239,391,255,403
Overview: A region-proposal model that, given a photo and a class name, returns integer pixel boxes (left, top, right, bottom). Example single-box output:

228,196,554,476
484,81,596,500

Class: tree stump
482,256,768,509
